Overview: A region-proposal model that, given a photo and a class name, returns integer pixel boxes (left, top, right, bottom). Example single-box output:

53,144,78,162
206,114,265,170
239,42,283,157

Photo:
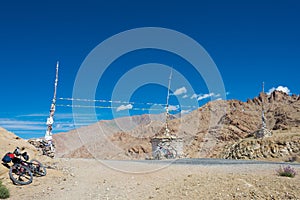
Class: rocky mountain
53,90,300,161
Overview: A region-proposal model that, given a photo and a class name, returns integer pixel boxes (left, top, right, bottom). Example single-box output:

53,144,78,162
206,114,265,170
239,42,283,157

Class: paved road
137,158,300,166
99,158,300,174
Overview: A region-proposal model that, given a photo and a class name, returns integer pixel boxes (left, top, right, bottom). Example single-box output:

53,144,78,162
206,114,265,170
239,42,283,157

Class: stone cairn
28,138,55,158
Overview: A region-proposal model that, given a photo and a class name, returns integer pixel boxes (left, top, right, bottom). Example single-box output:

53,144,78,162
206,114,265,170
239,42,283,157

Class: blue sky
0,0,299,139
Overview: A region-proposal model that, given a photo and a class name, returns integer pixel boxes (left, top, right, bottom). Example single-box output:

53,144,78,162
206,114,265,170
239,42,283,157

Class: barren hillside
0,128,54,186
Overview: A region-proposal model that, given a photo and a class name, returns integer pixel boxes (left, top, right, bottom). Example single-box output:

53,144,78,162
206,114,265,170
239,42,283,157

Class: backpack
2,152,15,163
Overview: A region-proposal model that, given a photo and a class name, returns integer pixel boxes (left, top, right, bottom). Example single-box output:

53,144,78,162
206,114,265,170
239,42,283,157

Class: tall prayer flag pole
44,61,59,149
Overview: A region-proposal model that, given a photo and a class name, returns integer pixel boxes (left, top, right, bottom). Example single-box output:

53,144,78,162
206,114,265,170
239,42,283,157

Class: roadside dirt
2,158,300,200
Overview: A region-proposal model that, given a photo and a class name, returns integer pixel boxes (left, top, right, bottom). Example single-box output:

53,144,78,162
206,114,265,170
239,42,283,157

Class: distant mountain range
53,90,300,160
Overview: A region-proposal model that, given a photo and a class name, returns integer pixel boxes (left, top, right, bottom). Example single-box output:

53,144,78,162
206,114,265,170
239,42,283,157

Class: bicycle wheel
154,150,162,160
168,147,177,159
9,164,33,185
30,159,47,176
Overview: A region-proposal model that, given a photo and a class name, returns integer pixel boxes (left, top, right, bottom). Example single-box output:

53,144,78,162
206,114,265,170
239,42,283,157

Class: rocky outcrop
110,132,152,159
28,139,55,158
221,133,300,161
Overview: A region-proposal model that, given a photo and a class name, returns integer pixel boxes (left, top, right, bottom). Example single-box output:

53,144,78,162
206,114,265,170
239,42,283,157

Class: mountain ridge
53,90,300,161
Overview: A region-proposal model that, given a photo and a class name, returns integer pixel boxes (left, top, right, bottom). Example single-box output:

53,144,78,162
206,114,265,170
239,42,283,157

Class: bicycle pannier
2,152,14,163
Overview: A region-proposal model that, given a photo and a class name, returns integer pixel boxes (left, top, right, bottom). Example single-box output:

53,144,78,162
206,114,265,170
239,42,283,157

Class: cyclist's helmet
13,147,21,156
22,152,29,161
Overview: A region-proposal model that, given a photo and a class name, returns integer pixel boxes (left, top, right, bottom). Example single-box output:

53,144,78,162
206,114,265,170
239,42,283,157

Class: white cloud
0,119,44,126
0,119,45,131
0,112,97,138
267,86,290,95
190,94,198,99
55,123,76,130
173,87,187,96
116,104,133,112
167,105,179,111
1,124,45,131
190,92,222,101
18,113,48,117
267,87,275,95
181,109,191,115
182,94,188,99
197,93,215,101
214,93,221,98
0,118,76,133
